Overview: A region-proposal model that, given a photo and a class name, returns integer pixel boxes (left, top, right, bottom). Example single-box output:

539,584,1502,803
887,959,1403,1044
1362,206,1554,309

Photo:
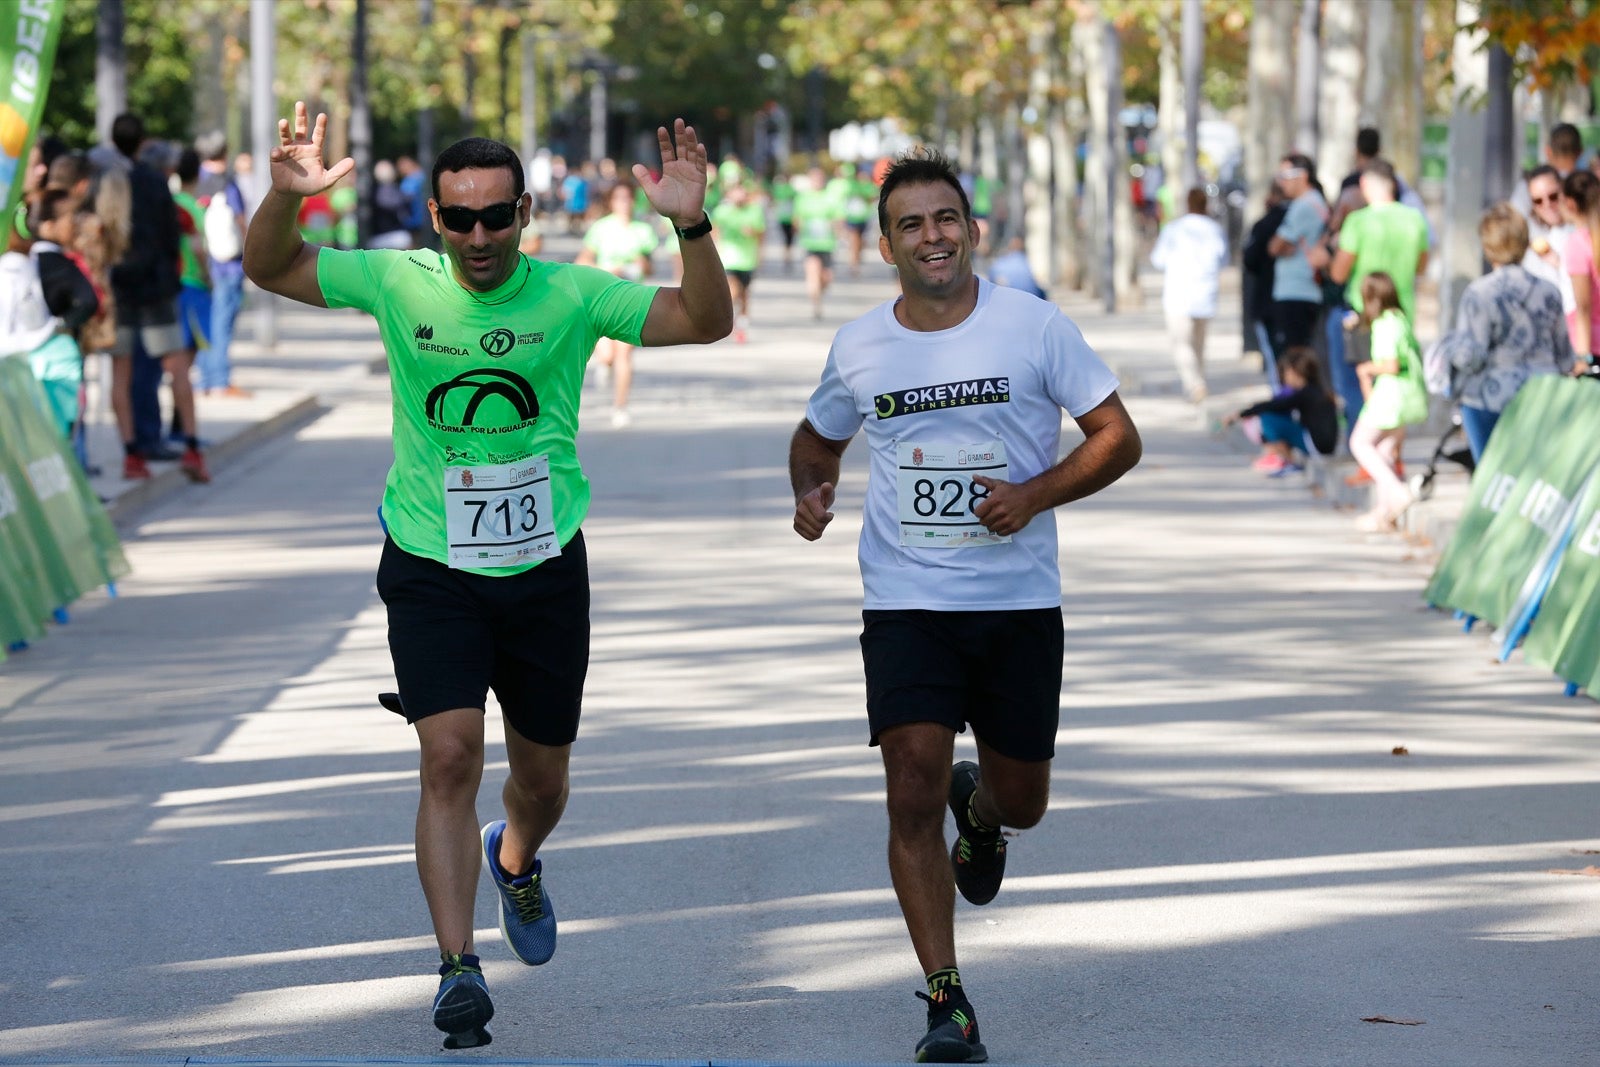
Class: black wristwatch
673,214,713,240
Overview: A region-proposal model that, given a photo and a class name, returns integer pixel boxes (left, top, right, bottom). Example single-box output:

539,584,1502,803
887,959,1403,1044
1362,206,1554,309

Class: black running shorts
860,607,1064,761
376,533,590,745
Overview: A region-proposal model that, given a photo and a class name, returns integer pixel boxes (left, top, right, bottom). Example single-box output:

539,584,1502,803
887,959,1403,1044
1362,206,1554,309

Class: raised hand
631,119,707,226
269,100,355,197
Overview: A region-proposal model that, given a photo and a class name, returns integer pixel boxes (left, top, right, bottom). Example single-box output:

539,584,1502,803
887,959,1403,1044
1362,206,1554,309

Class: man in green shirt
1317,158,1429,428
243,102,731,1050
711,179,767,342
1328,158,1430,323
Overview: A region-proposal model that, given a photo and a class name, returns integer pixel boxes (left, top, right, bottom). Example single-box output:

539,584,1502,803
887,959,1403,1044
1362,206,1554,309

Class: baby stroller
1408,408,1475,501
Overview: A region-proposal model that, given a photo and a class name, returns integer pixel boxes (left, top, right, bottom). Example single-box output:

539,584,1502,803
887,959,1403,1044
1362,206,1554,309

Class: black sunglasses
437,201,520,234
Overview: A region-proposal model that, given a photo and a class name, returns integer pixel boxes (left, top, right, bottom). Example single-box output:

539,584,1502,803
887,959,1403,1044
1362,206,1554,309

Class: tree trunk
1295,0,1320,155
1387,0,1424,185
1025,21,1054,285
1317,0,1363,190
1106,21,1139,310
195,9,227,142
1181,0,1202,188
1442,0,1488,333
1485,45,1517,205
1158,5,1183,200
1359,0,1393,129
95,0,126,147
1003,96,1026,249
1053,16,1084,291
1245,0,1295,220
1077,14,1107,302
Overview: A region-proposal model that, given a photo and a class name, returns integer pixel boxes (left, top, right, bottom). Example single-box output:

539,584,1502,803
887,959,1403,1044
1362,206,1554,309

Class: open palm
632,119,707,225
269,100,355,197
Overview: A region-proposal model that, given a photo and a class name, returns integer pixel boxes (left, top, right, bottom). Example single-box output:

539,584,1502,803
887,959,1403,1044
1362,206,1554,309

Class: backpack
1423,330,1479,399
204,182,242,261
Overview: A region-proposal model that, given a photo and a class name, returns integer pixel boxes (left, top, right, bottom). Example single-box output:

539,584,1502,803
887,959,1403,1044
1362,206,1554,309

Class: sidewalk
1051,267,1469,555
87,238,1470,557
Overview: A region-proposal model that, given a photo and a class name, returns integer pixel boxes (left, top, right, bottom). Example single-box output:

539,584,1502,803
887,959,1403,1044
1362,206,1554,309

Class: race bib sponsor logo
874,377,1010,419
407,255,441,274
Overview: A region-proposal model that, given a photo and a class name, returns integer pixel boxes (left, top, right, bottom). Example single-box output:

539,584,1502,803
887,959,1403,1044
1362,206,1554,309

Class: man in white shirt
1150,187,1229,401
788,148,1142,1064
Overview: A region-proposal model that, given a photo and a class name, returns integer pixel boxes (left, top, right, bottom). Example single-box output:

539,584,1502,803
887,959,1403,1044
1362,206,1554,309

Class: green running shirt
711,201,765,272
318,247,658,574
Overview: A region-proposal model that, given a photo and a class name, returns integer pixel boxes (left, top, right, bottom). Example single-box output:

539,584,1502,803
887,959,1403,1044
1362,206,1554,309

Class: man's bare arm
789,419,850,541
971,393,1142,536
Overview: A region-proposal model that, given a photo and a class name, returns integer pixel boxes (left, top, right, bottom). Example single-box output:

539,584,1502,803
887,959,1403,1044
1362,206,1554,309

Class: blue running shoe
433,952,492,1050
481,820,556,965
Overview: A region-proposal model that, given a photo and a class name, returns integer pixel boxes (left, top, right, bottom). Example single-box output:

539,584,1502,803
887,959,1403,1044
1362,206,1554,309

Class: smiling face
429,166,529,292
1528,172,1564,229
878,179,978,301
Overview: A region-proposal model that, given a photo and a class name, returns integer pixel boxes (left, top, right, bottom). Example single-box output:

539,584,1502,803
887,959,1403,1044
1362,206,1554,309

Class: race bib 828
895,440,1011,548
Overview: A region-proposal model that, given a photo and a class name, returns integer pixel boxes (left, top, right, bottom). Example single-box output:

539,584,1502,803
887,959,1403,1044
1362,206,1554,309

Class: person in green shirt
770,171,798,273
577,182,661,427
170,147,212,461
710,179,767,342
243,102,731,1051
1328,159,1430,322
794,163,843,320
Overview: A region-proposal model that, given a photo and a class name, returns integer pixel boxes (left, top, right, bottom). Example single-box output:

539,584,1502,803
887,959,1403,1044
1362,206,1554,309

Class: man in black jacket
108,113,209,483
1240,181,1286,376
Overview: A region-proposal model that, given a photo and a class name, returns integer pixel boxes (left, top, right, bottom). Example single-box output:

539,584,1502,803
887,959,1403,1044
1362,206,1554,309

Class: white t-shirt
1151,212,1229,318
805,279,1119,611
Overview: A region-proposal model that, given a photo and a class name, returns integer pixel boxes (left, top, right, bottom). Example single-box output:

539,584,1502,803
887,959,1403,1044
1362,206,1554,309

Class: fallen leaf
1362,1016,1424,1026
1546,866,1600,877
1391,746,1410,756
1568,849,1600,855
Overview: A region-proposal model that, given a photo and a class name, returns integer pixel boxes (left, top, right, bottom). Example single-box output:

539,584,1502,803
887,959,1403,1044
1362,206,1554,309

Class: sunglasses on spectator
437,201,520,234
1278,167,1306,179
1530,195,1558,206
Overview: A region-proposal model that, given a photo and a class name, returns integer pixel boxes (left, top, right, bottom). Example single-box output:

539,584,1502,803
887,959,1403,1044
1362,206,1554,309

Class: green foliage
46,0,199,147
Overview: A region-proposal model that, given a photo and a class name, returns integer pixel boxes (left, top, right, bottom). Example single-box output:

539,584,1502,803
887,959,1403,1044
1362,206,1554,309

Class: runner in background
577,182,660,428
794,163,843,320
711,179,767,343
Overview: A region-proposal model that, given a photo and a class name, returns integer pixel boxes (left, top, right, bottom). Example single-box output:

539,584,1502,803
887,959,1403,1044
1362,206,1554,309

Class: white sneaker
609,408,632,429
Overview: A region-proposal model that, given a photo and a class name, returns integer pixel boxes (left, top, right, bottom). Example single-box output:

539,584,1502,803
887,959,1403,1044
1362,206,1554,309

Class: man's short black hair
110,113,144,158
1527,163,1561,185
1550,123,1583,162
1356,127,1380,159
431,137,525,203
176,146,201,184
876,146,970,233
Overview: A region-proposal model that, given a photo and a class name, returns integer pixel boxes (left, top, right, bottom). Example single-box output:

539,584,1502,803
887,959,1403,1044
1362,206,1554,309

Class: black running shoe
433,952,493,1050
915,990,988,1063
948,760,1006,906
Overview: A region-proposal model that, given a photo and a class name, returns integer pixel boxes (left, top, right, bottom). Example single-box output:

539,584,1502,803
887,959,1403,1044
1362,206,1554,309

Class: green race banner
1423,377,1600,626
0,356,129,652
0,0,66,221
1522,472,1600,695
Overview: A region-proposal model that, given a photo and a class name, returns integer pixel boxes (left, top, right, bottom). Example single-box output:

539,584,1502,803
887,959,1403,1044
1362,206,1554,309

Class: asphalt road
2,253,1597,1066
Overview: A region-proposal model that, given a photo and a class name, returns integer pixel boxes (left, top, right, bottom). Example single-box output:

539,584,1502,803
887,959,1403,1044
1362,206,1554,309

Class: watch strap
673,214,713,240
